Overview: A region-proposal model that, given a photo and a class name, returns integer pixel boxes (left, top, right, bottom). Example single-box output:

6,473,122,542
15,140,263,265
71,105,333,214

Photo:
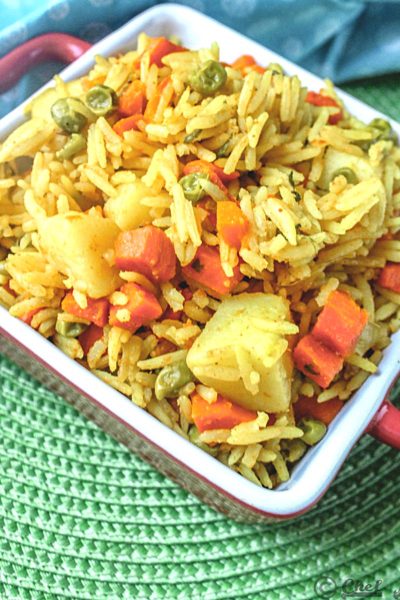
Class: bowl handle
0,33,91,93
367,398,400,449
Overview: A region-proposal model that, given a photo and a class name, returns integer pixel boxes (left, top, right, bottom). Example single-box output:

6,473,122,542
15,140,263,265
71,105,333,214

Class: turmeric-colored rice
1,33,400,489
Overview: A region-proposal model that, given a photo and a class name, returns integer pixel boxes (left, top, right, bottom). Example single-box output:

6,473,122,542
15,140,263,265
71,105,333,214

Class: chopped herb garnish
304,363,318,375
288,171,295,187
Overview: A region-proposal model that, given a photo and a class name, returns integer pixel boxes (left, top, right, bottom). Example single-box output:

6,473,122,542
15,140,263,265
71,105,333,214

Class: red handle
0,33,91,93
368,398,400,449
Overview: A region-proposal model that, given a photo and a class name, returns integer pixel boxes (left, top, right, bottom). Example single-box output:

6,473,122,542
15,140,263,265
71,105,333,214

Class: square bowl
1,3,400,522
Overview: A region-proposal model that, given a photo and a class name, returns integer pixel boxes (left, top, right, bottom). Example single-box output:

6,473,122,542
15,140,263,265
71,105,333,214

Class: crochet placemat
1,79,400,600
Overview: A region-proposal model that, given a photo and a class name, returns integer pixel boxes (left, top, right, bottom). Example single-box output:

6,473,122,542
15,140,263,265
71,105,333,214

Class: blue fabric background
0,0,399,116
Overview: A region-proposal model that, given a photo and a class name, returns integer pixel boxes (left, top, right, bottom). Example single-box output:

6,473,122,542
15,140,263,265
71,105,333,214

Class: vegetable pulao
1,35,400,489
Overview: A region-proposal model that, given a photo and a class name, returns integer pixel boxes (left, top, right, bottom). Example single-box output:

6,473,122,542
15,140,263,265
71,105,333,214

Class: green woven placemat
1,79,400,600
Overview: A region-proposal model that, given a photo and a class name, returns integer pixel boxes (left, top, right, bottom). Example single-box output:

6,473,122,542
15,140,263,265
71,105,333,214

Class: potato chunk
104,180,163,230
39,211,121,298
187,293,298,413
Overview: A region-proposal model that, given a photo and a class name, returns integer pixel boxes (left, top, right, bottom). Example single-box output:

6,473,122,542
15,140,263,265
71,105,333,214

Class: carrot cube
378,262,400,294
114,225,176,283
305,91,343,125
312,290,368,357
147,37,185,67
216,201,249,249
191,393,257,432
182,244,243,296
79,324,104,355
118,80,145,117
293,334,344,389
113,114,146,136
293,396,344,425
109,282,162,331
62,292,109,327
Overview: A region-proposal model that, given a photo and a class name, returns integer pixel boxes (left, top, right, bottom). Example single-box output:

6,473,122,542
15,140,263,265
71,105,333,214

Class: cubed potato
39,211,121,298
104,180,161,231
186,293,297,413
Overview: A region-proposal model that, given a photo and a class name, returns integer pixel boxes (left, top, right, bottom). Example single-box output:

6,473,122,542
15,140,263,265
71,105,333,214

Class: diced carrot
251,65,265,74
294,396,344,425
113,114,146,136
144,76,174,122
118,80,146,117
191,392,257,432
183,159,240,183
183,161,229,196
206,162,240,183
231,55,264,75
293,334,344,389
216,201,249,249
109,282,162,331
182,244,243,296
62,292,109,327
21,307,41,325
312,290,368,357
231,55,257,71
114,225,176,283
305,91,343,125
378,262,400,294
79,324,104,355
147,37,185,67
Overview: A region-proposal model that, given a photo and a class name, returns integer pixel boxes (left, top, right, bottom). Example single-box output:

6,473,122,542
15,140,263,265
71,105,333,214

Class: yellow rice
1,33,400,489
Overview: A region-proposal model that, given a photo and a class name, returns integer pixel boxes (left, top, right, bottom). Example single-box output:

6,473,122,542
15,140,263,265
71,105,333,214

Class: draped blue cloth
0,0,399,117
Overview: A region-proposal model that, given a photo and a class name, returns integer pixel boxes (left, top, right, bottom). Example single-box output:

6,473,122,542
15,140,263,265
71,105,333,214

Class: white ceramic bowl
1,3,400,522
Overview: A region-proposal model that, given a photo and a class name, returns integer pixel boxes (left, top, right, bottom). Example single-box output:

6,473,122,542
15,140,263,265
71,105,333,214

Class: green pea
331,167,359,185
190,60,227,95
280,439,307,463
184,129,201,143
358,118,397,151
188,425,218,456
298,417,327,446
55,320,87,338
216,138,231,158
85,84,117,116
370,118,392,135
56,133,86,161
179,172,209,204
370,118,398,144
51,98,87,133
154,360,193,401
